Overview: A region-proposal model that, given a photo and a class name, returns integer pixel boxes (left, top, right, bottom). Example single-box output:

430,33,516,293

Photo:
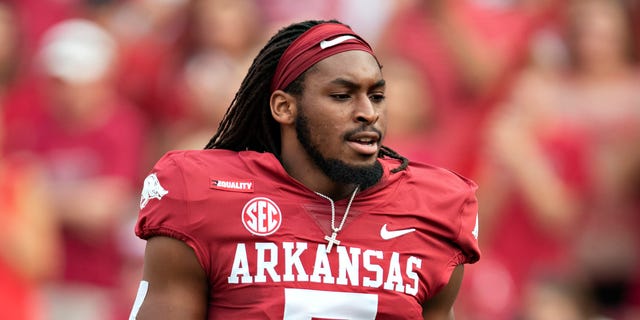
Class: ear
270,90,297,125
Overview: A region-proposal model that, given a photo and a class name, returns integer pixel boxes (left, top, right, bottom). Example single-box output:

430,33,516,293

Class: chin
320,156,383,190
349,155,379,167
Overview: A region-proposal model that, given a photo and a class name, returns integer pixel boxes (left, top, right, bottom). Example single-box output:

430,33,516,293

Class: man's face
293,50,387,188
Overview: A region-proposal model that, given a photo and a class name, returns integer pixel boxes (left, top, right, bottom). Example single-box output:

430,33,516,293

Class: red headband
271,22,376,92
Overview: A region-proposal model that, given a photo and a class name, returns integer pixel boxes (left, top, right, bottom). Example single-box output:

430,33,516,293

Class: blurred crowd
0,0,639,319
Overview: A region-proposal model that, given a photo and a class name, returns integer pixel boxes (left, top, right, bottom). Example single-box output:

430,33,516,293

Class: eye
330,94,351,101
369,93,386,103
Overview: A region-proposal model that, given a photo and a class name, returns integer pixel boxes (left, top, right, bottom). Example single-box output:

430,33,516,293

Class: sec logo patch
242,197,282,236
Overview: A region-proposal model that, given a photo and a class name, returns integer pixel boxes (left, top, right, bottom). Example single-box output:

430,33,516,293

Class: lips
346,131,380,155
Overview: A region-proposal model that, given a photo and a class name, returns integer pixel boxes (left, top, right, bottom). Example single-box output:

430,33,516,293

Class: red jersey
136,150,480,319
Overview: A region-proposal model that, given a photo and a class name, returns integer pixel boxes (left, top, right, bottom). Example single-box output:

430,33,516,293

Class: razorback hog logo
140,173,169,209
242,197,282,236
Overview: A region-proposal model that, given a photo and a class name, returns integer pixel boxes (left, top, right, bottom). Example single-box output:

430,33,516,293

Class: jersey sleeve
452,175,481,265
134,151,209,271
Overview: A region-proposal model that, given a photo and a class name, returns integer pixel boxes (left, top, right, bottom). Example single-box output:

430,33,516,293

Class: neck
315,185,360,201
281,155,359,200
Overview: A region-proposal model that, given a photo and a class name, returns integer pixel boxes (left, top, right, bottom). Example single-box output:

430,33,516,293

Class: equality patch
210,178,254,193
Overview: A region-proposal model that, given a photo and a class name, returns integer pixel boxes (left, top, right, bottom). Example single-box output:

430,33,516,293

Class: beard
295,109,383,190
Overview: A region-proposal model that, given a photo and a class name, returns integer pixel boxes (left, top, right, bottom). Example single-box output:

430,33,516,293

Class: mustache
343,125,383,141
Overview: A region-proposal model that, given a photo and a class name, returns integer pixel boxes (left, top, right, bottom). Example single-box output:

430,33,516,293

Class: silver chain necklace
314,186,359,253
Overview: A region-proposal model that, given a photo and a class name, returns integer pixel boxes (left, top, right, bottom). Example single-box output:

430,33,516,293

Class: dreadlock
204,19,409,173
380,146,409,173
203,20,323,153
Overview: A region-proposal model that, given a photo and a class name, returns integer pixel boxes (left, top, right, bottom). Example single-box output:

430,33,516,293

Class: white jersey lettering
336,246,361,286
383,252,404,292
405,256,422,296
227,242,423,296
362,250,384,289
228,243,252,284
283,242,309,281
255,242,280,282
310,244,335,284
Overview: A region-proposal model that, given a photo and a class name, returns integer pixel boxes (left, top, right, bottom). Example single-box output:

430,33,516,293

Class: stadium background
0,0,639,319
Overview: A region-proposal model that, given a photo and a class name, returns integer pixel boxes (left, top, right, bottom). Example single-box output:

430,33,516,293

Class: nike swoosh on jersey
380,224,416,240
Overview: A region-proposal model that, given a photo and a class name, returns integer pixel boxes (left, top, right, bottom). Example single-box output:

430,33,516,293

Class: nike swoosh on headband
320,35,357,49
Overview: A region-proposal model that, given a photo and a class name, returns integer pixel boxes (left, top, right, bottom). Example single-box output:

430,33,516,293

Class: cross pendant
324,232,340,253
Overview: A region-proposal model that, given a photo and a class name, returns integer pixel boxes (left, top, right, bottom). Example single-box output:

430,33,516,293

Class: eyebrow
329,78,386,90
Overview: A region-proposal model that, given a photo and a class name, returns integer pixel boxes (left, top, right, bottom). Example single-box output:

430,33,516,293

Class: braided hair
204,20,409,173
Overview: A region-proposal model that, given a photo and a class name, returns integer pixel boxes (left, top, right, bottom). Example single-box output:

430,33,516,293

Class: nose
354,96,379,125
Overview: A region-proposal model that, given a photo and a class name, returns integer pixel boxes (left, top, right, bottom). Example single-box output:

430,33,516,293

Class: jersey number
283,288,378,319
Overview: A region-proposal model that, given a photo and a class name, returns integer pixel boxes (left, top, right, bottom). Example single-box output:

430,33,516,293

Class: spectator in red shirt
377,0,561,175
0,4,61,320
474,0,640,318
32,18,149,320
